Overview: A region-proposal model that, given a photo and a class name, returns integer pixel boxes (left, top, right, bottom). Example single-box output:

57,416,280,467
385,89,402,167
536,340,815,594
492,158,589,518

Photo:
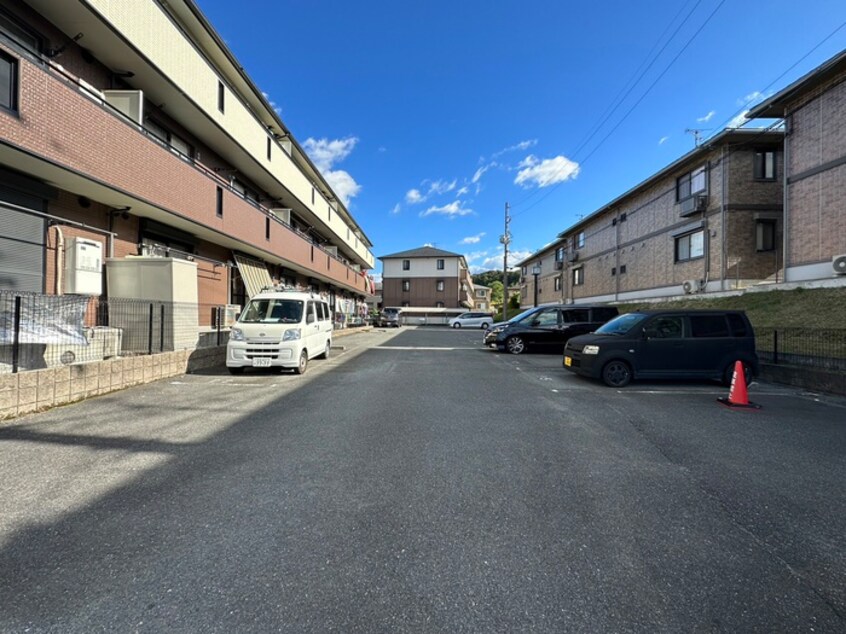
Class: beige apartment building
380,247,475,310
748,49,846,283
0,0,374,322
519,129,784,305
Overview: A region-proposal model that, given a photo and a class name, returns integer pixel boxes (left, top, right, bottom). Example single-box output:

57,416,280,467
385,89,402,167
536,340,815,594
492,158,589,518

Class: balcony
0,48,370,296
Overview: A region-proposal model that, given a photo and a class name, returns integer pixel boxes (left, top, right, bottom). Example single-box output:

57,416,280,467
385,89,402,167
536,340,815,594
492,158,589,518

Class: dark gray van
485,304,619,354
563,310,758,387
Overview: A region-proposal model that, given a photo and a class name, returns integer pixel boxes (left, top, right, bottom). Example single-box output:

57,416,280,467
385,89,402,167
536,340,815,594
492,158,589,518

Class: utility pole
499,202,511,321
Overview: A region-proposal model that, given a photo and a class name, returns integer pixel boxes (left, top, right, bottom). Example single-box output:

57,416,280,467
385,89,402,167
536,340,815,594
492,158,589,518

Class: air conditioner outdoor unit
103,90,144,125
43,326,123,367
270,208,292,225
682,279,704,294
223,304,241,327
832,253,846,275
555,260,565,270
680,194,708,216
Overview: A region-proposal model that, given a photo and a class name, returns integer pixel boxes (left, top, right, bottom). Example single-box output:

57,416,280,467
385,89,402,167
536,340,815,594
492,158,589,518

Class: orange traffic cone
718,360,761,409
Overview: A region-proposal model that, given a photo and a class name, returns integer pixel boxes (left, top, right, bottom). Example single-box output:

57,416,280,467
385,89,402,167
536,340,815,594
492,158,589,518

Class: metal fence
755,328,846,372
1,291,229,373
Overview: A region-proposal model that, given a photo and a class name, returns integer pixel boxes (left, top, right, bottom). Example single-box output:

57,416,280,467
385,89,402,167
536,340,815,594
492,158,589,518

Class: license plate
564,356,572,367
252,358,271,367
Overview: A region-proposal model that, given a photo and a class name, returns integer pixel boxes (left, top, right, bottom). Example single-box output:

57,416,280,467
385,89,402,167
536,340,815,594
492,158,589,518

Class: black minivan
485,304,619,354
563,310,758,387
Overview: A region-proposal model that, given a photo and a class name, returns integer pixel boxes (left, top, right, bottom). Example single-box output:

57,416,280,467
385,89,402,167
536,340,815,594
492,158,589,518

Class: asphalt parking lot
1,326,844,632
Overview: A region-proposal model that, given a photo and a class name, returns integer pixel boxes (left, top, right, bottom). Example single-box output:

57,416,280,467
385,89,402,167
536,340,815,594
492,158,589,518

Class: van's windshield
240,299,304,324
595,312,648,335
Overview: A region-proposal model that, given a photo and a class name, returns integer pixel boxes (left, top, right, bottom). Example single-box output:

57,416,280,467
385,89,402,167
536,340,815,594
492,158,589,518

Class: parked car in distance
377,307,403,328
485,304,619,354
563,310,759,387
227,289,333,375
449,312,495,329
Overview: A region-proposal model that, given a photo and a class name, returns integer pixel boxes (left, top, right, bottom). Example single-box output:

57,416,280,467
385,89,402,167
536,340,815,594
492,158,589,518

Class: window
727,313,750,337
563,309,589,323
0,51,18,113
611,267,616,276
690,315,730,338
555,247,565,262
476,289,485,297
573,267,584,286
0,12,42,55
265,217,270,241
675,230,704,262
533,309,560,327
554,277,561,291
402,259,410,271
754,150,776,180
435,301,444,308
144,119,193,160
521,266,527,275
575,232,585,249
402,280,410,292
644,316,684,339
620,265,626,274
437,259,444,270
267,137,272,161
676,165,707,200
217,80,225,113
216,186,223,218
756,220,776,252
436,280,444,292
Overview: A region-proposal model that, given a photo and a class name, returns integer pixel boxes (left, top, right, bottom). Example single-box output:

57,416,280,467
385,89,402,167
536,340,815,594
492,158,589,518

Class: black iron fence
755,327,846,372
1,291,230,373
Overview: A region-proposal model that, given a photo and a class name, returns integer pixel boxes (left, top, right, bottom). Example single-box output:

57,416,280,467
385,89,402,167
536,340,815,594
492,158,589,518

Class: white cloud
739,91,764,106
455,186,470,197
426,179,457,196
697,110,716,123
302,136,361,205
658,136,669,145
302,137,358,172
514,154,580,188
472,163,496,184
323,170,361,206
460,232,486,244
491,139,538,159
420,201,473,219
391,203,401,215
406,188,424,204
727,110,750,129
466,247,534,273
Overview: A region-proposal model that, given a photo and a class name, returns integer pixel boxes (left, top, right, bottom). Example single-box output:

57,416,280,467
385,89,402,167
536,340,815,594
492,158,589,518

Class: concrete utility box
106,257,199,351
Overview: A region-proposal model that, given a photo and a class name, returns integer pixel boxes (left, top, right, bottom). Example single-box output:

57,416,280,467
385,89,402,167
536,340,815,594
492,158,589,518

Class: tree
490,281,504,307
472,270,520,288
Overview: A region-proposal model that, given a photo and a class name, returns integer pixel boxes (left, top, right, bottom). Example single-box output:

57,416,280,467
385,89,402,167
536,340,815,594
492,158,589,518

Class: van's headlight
582,345,600,355
282,328,301,342
230,328,245,342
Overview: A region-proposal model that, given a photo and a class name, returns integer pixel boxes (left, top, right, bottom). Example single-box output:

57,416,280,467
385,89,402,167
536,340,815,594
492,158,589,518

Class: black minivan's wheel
294,349,308,375
602,360,632,387
506,336,526,355
722,361,751,387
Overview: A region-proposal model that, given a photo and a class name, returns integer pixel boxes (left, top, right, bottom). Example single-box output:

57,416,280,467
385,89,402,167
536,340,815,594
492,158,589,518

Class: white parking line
373,346,480,351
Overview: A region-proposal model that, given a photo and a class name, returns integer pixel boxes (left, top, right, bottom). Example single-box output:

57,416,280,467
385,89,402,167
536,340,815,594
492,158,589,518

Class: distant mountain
472,270,520,288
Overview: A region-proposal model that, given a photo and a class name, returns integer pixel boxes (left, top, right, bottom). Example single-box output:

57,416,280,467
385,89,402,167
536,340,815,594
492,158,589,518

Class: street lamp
532,264,541,307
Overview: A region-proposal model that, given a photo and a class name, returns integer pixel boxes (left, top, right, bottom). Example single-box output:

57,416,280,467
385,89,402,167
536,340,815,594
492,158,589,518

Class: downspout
614,213,620,302
782,108,790,283
55,225,64,295
720,146,728,291
703,162,710,290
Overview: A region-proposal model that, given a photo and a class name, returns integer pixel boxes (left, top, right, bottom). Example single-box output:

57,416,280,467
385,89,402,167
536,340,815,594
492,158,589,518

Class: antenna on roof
685,128,710,146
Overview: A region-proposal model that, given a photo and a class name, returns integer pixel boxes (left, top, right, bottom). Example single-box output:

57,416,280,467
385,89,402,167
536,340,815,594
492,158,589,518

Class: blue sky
196,0,846,276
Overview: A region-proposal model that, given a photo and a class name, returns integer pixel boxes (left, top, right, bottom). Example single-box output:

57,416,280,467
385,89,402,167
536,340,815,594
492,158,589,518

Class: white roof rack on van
258,284,321,298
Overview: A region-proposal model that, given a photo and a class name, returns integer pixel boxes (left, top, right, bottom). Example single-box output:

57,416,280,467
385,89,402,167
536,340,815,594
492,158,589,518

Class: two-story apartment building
473,285,492,311
380,247,475,310
518,128,784,305
0,0,373,322
747,49,846,284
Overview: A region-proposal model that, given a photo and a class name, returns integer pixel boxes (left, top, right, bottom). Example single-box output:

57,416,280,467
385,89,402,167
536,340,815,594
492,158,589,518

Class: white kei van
226,289,333,375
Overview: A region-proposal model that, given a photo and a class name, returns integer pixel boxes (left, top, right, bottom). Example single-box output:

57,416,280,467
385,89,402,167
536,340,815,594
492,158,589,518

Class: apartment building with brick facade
518,129,784,306
380,247,475,310
748,49,846,283
0,0,374,323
